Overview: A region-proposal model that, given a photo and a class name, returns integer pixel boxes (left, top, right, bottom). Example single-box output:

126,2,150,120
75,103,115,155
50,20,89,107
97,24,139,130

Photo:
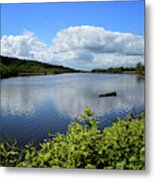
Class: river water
0,73,144,146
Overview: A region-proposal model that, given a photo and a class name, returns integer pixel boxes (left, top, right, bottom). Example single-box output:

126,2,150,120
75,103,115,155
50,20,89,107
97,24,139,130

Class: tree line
92,63,145,74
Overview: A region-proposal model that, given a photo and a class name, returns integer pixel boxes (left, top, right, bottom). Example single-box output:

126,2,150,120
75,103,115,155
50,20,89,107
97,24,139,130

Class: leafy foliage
0,108,145,169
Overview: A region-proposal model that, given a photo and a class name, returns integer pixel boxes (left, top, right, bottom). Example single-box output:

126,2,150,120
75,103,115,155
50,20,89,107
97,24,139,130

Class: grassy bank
0,108,145,169
0,55,81,79
1,56,145,79
92,63,145,75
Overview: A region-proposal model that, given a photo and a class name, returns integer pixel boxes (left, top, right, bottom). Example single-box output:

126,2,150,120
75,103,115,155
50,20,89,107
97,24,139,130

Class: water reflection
0,73,144,145
1,74,144,118
136,75,145,84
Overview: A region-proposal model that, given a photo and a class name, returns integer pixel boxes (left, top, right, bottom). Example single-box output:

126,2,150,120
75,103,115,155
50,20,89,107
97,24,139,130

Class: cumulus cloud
1,26,144,70
51,26,143,55
1,31,52,62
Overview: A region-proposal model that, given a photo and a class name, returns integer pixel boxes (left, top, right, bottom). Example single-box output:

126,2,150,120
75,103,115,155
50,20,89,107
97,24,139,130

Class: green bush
0,108,145,169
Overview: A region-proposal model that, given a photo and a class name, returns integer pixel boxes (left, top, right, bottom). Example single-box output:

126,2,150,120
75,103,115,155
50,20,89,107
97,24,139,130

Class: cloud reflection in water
0,73,144,145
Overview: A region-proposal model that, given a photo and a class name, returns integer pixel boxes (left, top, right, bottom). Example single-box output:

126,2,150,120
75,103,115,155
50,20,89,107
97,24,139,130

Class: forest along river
0,73,144,146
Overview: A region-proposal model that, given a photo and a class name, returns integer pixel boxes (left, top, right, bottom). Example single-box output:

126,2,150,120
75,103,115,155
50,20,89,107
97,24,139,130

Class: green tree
136,62,144,74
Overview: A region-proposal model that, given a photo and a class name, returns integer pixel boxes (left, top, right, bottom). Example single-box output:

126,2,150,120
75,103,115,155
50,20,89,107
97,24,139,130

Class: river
0,73,144,146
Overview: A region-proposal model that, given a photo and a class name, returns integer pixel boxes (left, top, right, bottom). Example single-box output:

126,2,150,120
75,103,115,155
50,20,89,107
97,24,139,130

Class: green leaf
116,159,126,170
43,152,51,162
85,164,96,169
47,129,52,136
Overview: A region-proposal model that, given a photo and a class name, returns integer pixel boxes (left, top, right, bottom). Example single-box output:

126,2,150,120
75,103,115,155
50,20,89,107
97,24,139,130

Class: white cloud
51,26,143,55
1,31,52,62
1,26,144,70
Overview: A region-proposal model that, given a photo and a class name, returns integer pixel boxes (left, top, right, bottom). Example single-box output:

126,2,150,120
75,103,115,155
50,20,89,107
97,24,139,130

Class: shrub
0,108,145,169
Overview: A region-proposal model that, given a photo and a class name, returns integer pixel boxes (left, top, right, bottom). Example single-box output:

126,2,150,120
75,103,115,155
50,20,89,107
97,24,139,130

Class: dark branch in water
99,92,117,97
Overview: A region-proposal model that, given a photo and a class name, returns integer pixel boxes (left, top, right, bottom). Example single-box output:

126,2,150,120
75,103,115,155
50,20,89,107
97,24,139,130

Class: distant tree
136,62,144,74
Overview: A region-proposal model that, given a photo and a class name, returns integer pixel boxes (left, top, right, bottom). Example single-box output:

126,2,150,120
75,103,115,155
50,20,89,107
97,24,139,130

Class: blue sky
1,1,145,70
1,1,144,44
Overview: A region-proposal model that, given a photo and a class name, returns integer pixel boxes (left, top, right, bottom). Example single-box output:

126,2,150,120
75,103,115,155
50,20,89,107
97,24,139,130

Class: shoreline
91,71,145,75
1,71,145,80
0,71,82,79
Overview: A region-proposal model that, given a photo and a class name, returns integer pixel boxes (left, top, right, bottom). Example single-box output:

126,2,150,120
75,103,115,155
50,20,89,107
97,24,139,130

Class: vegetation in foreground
0,108,145,169
0,55,80,78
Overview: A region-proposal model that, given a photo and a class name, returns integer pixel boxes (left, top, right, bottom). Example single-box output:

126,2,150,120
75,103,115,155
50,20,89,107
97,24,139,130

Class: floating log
99,92,117,97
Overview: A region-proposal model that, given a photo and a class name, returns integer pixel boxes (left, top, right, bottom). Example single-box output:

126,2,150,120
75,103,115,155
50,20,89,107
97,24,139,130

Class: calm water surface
0,73,144,146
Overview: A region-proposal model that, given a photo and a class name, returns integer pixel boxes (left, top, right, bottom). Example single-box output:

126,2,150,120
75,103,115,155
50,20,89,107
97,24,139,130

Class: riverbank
91,71,145,75
0,108,145,169
91,64,145,75
1,71,81,79
0,55,81,79
1,55,145,79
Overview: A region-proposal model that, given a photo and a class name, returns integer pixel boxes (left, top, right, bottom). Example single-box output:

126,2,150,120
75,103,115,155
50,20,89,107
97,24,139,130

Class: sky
1,1,145,70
